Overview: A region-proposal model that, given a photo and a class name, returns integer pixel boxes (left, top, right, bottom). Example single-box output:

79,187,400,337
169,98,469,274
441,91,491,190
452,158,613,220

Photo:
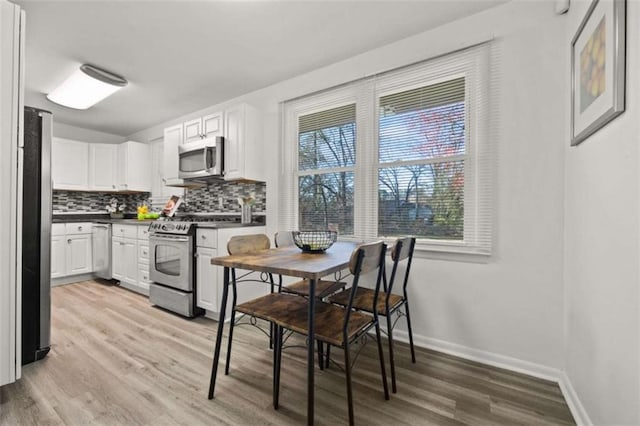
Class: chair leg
224,281,238,376
374,321,390,401
269,323,274,350
273,325,283,410
343,343,355,426
325,344,331,369
386,313,397,393
269,274,275,349
404,301,416,363
317,340,324,371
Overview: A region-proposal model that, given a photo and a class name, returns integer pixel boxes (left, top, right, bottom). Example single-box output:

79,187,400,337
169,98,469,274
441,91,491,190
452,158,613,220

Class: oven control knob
161,224,168,231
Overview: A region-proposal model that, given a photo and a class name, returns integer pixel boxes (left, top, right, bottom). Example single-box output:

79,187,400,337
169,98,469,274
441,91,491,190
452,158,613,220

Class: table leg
208,266,230,399
307,278,316,425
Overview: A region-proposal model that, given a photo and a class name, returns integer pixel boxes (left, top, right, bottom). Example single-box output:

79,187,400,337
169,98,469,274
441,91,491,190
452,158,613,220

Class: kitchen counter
53,215,153,226
195,222,264,229
53,215,264,229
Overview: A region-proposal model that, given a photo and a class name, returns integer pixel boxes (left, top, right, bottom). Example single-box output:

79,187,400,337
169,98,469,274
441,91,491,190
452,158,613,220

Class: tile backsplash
53,191,151,213
53,181,266,214
182,181,266,213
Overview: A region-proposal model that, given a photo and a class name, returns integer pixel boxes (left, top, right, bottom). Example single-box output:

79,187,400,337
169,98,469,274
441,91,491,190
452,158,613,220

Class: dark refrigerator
21,106,52,365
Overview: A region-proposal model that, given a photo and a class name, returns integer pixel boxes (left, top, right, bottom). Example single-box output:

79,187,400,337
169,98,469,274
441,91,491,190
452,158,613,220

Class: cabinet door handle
194,253,199,258
201,235,206,239
67,239,71,244
120,242,125,246
78,226,83,231
112,185,116,189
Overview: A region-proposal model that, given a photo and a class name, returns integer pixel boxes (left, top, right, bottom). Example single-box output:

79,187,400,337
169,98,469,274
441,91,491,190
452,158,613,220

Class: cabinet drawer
137,225,151,240
65,222,92,235
196,228,217,249
138,266,152,285
138,244,150,261
52,223,66,236
113,224,137,239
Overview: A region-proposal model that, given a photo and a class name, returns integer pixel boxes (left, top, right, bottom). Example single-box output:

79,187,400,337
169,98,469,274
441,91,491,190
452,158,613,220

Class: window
298,104,356,234
281,44,494,255
378,78,466,240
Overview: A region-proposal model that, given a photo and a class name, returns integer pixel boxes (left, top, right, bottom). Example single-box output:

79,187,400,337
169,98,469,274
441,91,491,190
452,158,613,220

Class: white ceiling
16,0,506,137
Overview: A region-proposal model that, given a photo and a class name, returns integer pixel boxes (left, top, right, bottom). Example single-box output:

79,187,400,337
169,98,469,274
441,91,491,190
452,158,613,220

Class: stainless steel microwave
178,136,224,180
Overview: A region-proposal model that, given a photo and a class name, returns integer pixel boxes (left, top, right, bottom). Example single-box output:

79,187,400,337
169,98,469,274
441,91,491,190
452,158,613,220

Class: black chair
223,234,306,375
259,241,390,425
329,236,416,393
273,231,346,298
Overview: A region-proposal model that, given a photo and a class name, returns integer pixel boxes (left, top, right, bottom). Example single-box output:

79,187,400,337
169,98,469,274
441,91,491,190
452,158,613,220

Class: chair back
387,237,416,297
343,241,387,330
274,231,295,248
227,234,271,255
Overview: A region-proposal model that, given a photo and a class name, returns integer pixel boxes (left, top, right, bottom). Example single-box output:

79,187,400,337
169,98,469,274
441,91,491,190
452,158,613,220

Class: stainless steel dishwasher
92,223,112,279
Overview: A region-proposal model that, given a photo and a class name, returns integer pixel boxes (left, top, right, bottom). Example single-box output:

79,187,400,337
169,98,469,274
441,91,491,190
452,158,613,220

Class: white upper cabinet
183,112,224,144
202,112,224,138
53,138,151,193
223,104,262,181
88,143,118,191
183,118,202,144
52,138,89,190
162,104,262,185
163,124,184,186
117,141,151,192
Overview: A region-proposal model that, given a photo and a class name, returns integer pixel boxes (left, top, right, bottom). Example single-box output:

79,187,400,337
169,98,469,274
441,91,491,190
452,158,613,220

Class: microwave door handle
205,145,217,172
203,146,211,171
217,138,224,175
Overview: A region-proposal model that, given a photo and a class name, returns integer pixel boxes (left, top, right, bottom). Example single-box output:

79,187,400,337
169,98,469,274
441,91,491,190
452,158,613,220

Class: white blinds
281,42,495,255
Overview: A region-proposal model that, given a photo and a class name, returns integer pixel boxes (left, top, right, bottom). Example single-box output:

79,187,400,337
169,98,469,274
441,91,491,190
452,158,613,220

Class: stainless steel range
148,220,203,318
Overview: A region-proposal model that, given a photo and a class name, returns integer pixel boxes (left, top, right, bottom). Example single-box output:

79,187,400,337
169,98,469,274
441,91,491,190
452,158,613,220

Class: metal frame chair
328,236,416,393
269,241,390,425
223,234,304,375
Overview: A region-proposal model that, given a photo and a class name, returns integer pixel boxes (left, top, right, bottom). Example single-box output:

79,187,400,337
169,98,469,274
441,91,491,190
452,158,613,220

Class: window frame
281,44,493,258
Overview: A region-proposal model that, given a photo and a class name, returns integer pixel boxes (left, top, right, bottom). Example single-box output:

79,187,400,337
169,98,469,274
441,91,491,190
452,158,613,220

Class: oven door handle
149,235,191,243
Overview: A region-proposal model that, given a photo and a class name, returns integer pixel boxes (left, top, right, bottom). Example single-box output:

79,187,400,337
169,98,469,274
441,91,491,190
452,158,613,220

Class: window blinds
281,42,495,255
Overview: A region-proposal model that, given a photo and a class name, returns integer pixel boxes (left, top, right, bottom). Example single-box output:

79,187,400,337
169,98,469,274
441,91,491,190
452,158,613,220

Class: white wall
130,1,569,373
53,122,124,144
564,1,640,424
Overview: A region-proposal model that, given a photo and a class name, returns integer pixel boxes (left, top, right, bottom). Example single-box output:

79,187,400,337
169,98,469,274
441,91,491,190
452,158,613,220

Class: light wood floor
1,281,575,425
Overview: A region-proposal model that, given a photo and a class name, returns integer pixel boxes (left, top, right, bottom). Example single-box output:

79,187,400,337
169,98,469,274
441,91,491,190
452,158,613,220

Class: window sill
338,236,491,264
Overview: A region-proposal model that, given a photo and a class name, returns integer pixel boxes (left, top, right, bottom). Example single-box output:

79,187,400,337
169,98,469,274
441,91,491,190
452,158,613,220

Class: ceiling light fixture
46,64,128,110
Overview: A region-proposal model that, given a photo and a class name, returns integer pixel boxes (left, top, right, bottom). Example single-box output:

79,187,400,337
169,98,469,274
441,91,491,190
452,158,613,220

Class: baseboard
557,372,592,426
51,273,97,286
393,329,562,382
392,329,591,425
119,280,150,296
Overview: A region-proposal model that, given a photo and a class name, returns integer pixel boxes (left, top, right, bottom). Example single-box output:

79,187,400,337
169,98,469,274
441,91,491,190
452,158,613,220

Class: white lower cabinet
50,234,65,279
112,237,137,284
66,234,93,275
51,223,94,280
196,226,266,315
196,247,218,311
112,223,150,295
137,226,151,293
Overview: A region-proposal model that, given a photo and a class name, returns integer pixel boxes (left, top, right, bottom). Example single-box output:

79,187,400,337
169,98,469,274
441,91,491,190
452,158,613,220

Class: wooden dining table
207,241,357,425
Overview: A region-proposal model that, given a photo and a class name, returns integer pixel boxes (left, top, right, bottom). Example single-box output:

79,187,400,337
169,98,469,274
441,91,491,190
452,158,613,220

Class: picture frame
571,0,626,146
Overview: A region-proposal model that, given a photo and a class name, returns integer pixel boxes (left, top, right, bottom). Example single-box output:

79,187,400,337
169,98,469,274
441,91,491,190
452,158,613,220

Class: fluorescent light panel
47,64,127,110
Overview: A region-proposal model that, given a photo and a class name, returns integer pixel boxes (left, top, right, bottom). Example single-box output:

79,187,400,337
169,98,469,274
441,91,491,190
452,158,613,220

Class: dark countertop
195,222,265,229
53,214,265,229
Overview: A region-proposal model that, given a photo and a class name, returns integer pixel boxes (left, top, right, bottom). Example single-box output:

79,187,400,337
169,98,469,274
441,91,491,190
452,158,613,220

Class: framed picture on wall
571,0,626,146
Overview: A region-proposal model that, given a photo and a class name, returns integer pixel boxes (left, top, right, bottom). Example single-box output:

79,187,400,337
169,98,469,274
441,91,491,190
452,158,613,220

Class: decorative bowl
292,231,337,253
